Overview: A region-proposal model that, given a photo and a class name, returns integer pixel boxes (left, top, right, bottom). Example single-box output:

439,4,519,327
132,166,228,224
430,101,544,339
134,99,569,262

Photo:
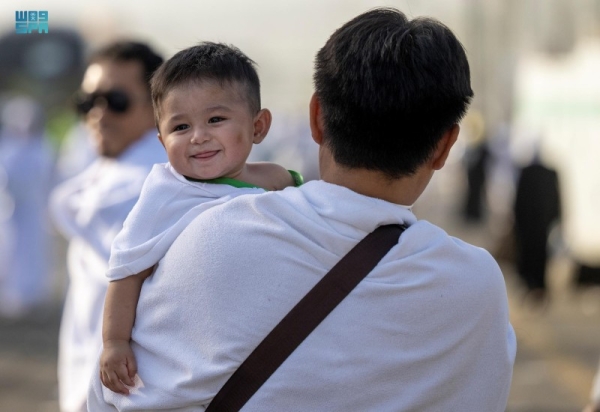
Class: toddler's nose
190,128,210,144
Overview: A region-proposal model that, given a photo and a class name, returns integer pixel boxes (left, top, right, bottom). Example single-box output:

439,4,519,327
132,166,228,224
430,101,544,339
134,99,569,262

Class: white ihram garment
106,162,264,281
89,180,516,412
50,130,165,412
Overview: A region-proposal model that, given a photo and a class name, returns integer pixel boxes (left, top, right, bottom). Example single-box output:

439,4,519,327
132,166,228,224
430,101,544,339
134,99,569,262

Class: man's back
91,180,515,411
88,9,516,410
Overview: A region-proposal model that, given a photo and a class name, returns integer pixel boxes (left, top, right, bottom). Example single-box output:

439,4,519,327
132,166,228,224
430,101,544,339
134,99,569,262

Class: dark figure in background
513,161,560,299
576,263,600,287
463,139,490,222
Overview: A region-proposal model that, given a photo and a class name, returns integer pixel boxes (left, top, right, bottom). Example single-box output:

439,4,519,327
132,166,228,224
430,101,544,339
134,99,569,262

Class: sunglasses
74,89,130,115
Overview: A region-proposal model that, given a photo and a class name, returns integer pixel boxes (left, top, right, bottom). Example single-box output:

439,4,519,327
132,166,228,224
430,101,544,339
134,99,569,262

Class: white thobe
0,132,54,316
50,130,166,412
89,180,516,412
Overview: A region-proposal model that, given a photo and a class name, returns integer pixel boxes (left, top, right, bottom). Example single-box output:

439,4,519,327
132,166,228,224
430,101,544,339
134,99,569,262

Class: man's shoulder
192,187,288,218
400,220,501,278
409,219,495,254
175,187,299,241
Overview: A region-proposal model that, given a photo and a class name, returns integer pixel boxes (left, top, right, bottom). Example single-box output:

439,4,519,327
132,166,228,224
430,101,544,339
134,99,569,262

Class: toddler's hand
100,339,137,395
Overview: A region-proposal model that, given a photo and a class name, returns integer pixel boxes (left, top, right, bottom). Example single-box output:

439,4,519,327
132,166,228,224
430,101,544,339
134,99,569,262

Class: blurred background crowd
0,0,599,411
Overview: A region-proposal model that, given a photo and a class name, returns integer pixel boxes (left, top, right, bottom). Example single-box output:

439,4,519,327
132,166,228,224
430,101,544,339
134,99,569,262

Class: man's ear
252,108,272,144
309,93,324,145
431,124,460,170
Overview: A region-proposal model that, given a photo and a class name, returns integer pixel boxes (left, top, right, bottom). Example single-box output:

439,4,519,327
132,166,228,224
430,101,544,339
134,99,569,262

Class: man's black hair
314,7,473,178
150,42,261,125
89,41,164,93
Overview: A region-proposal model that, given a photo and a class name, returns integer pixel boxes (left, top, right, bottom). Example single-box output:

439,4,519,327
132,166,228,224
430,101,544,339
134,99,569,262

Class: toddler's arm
100,267,153,395
247,162,302,191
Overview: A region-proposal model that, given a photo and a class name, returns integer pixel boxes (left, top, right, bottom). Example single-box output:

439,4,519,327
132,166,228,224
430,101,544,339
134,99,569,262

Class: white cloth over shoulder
89,180,516,412
107,163,265,280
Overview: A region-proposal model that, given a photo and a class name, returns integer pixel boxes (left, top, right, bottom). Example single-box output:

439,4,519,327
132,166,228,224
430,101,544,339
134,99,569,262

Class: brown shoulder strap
205,224,406,412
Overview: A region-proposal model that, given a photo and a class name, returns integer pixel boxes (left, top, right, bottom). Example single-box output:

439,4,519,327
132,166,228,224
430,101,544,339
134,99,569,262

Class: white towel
107,163,265,280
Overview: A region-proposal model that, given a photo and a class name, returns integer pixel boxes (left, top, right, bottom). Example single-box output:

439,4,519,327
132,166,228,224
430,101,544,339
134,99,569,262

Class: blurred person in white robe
49,41,165,412
0,165,15,312
0,96,54,317
55,120,97,183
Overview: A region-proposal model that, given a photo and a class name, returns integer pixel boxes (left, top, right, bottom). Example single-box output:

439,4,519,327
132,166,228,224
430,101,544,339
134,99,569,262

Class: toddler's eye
208,117,225,124
173,124,189,132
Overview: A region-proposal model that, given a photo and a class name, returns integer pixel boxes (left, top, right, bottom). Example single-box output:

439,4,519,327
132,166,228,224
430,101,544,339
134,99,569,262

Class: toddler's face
157,81,260,180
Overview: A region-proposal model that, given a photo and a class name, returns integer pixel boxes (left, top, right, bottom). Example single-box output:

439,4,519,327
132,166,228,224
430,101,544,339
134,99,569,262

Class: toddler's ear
253,108,272,144
157,133,165,147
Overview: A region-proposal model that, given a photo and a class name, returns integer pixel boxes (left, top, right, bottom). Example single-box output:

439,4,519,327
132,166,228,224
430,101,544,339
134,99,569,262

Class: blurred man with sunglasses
49,41,166,412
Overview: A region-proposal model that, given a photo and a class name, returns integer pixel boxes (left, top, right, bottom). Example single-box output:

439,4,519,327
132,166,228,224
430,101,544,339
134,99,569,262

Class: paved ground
0,301,62,411
505,264,600,412
1,223,599,411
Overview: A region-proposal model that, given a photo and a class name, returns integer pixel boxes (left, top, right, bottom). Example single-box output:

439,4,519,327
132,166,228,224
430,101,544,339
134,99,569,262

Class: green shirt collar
184,175,263,190
184,169,304,191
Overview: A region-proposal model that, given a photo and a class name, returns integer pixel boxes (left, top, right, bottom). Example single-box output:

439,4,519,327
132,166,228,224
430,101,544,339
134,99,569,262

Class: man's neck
318,148,433,206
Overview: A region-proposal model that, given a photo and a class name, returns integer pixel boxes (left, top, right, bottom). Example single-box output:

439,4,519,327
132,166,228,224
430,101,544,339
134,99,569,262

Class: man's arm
100,267,153,395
